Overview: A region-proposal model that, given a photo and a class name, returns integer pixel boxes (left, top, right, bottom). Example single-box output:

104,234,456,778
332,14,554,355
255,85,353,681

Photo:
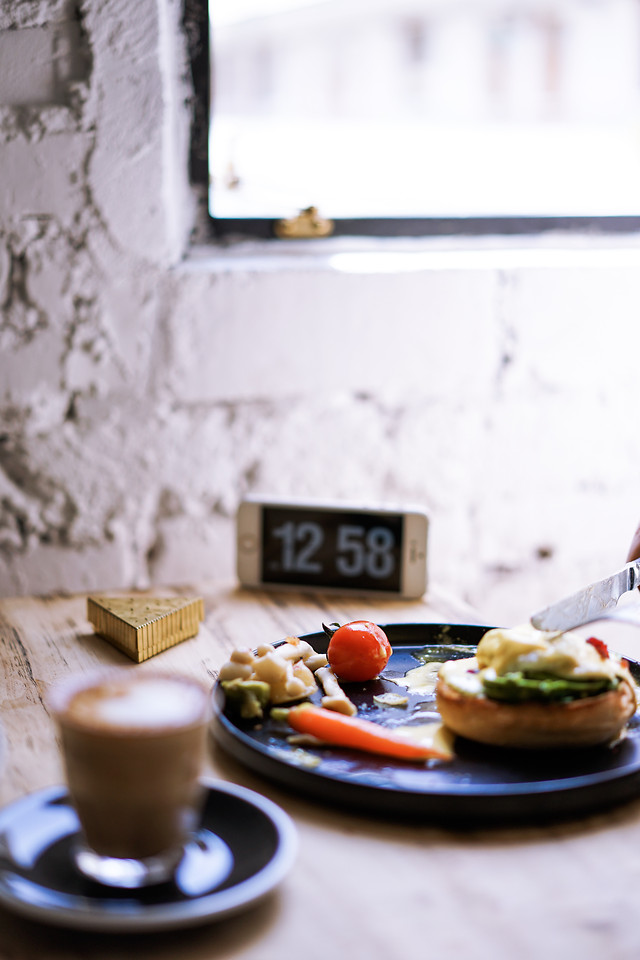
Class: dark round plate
212,623,640,824
0,779,297,931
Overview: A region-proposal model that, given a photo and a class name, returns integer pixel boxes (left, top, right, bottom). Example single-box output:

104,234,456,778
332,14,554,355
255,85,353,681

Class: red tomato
326,621,392,682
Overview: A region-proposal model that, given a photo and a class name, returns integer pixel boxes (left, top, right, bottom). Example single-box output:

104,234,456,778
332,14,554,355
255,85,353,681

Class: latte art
65,675,207,732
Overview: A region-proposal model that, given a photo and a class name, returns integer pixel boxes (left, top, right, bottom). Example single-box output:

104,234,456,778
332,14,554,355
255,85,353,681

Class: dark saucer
0,779,297,931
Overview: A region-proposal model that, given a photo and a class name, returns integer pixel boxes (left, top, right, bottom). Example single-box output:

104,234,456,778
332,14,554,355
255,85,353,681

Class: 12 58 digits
271,521,396,579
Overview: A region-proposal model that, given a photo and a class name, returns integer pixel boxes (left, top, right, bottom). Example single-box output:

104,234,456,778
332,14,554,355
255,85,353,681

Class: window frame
186,0,640,242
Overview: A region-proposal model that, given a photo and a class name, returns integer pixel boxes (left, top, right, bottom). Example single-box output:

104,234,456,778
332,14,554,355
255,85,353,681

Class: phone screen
260,506,404,592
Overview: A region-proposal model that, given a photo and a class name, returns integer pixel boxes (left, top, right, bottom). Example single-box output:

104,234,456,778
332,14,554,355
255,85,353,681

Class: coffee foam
65,675,207,733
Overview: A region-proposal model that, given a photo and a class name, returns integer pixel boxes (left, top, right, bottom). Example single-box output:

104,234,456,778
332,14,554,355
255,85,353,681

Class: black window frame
185,0,640,242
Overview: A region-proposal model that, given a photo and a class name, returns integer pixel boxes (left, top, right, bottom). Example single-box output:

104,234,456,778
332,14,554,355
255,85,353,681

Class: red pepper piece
586,636,609,659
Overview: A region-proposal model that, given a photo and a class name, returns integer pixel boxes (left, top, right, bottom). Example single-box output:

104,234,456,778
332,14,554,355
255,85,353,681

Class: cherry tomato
325,620,392,682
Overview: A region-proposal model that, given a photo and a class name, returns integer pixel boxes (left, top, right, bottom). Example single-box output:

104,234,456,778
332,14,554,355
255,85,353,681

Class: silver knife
530,560,640,632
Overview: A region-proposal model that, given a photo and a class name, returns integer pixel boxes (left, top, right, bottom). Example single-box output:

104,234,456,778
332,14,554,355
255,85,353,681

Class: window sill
183,231,640,275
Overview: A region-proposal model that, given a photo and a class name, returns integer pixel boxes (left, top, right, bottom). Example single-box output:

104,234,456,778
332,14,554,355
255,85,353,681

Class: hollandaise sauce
439,623,633,704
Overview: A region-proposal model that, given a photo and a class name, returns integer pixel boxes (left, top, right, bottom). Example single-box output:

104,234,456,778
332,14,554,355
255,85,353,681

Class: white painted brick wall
1,0,640,629
164,266,501,403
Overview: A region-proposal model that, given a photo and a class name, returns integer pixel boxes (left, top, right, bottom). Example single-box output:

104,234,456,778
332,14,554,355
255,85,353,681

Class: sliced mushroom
315,665,357,716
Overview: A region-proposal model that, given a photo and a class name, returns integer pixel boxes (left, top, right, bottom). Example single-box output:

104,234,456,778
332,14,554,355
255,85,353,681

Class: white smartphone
236,496,428,599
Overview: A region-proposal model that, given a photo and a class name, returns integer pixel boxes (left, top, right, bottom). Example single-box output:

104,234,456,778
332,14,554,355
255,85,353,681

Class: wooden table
3,582,640,960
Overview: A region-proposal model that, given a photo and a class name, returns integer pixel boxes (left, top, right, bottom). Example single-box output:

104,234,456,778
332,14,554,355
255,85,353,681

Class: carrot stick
279,704,452,762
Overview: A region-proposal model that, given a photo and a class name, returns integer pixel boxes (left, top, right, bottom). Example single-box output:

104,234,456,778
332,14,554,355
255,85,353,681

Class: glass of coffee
48,667,210,888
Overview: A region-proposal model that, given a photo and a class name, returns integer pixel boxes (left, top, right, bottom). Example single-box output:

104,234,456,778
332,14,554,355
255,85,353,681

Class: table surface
4,581,640,960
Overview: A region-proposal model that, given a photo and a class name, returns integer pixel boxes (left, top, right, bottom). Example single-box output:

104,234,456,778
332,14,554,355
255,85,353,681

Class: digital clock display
261,506,403,592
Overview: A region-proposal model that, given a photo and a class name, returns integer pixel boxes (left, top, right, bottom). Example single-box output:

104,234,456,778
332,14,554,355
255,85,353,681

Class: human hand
627,522,640,563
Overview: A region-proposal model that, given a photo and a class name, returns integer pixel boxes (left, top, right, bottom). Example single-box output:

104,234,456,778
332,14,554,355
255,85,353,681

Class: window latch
275,206,334,239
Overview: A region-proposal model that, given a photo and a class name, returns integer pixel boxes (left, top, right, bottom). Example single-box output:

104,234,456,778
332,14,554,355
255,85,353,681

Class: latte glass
49,667,210,888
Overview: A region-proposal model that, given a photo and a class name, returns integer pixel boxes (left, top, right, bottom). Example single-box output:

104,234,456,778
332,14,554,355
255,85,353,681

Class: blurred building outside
210,0,640,219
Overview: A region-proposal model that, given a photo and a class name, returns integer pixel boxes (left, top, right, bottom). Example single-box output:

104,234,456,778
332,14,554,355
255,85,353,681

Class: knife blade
530,560,640,632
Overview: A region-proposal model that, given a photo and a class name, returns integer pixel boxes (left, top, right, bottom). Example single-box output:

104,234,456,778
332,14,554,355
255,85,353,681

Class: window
191,0,640,239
